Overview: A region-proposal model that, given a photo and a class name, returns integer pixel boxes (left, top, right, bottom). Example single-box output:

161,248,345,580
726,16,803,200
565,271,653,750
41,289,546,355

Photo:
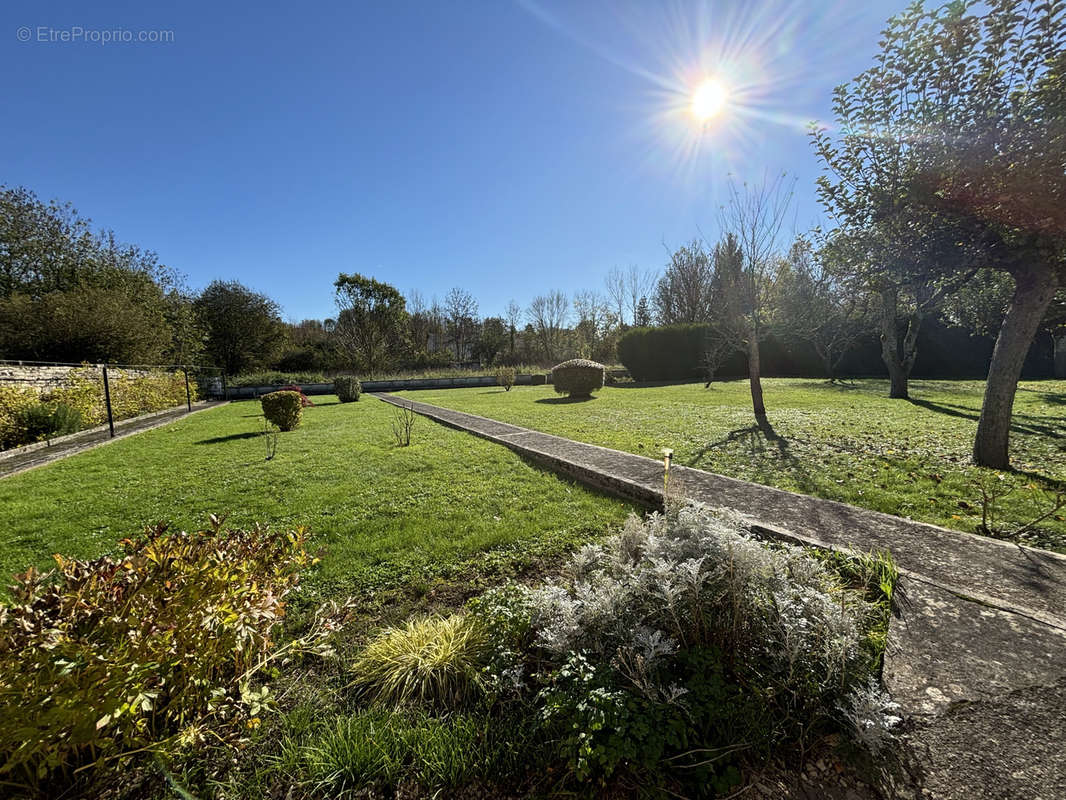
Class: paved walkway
376,393,1066,800
0,401,228,479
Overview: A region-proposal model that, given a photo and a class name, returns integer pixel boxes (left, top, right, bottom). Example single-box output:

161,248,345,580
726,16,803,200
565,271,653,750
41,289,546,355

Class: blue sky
2,0,901,321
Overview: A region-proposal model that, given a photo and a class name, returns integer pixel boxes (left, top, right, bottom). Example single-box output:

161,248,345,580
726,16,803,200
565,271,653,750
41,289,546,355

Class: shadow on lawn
195,432,262,445
687,415,818,494
906,397,1064,440
535,395,597,405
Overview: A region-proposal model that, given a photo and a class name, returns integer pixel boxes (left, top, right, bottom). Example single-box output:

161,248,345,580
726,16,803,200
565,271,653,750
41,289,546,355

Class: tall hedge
617,325,711,382
618,322,1055,383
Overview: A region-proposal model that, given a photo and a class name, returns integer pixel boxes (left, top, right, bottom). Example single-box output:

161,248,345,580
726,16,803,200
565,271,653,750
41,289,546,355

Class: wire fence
0,360,227,443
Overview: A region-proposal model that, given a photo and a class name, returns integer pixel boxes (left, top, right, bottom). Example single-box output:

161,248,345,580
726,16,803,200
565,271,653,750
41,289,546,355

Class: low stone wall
223,373,547,398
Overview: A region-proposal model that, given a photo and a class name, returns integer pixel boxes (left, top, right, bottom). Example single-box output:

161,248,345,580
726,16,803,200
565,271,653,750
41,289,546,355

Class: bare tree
604,267,628,326
626,265,657,325
653,241,716,324
775,238,870,381
527,290,569,363
505,299,522,356
719,173,796,419
573,290,617,361
444,287,478,361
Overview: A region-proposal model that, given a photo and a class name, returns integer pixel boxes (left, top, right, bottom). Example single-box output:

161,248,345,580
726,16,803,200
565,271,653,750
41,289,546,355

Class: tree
634,296,652,327
653,241,715,324
444,287,478,361
505,300,522,356
813,0,1066,467
333,273,407,372
719,174,795,418
573,290,618,362
626,266,657,327
476,317,508,364
776,238,869,380
604,267,628,326
195,280,285,375
527,291,569,362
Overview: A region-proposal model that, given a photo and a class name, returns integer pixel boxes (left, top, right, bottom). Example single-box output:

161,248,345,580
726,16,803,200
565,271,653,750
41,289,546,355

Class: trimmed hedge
617,324,712,383
530,373,547,386
551,359,605,398
334,376,362,403
261,390,303,431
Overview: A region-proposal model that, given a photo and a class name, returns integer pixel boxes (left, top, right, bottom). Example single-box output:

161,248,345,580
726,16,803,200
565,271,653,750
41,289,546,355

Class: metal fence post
183,367,192,411
222,372,229,401
102,364,115,438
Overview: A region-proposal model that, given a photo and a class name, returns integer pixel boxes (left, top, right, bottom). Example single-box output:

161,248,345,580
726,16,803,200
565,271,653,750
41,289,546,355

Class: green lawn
398,378,1066,552
0,396,633,596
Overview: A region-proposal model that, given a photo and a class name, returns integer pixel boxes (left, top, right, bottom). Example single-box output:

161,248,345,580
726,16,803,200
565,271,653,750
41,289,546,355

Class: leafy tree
475,317,508,364
634,296,653,327
195,280,285,375
813,0,1066,467
333,273,407,372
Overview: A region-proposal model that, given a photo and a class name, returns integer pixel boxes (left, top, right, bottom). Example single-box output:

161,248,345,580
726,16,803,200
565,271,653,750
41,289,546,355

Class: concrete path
376,393,1066,800
0,401,228,479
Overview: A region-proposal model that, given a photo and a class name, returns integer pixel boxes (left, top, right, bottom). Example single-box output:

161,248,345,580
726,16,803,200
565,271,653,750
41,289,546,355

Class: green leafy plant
0,519,322,795
15,402,83,442
351,615,488,708
494,367,516,392
551,359,605,398
0,385,42,449
334,376,362,403
260,390,303,431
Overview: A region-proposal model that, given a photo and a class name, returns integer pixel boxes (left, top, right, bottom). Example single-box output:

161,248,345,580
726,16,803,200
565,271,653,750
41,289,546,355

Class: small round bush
495,367,516,392
334,376,361,403
260,390,303,431
550,359,605,398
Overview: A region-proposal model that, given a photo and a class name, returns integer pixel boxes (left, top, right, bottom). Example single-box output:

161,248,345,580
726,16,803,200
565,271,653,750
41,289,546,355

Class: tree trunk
748,325,766,417
974,264,1060,469
879,288,921,399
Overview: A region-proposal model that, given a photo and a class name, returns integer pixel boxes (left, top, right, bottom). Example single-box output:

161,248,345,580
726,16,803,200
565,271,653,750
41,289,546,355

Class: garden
399,378,1066,552
0,390,902,799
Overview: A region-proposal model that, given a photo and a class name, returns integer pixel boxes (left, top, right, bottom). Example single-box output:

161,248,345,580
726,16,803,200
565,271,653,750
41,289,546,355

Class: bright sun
691,78,729,121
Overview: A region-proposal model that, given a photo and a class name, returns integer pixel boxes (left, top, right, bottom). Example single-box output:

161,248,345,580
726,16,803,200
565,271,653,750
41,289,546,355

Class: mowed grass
0,396,633,595
399,379,1066,552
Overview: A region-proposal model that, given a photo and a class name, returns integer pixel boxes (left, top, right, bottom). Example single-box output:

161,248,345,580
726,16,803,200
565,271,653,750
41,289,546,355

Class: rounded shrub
261,390,303,431
334,376,362,403
494,367,516,391
550,358,605,398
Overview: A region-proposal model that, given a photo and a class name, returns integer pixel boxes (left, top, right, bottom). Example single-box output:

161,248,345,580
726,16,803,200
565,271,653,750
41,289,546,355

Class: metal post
183,367,192,411
102,365,115,438
222,372,229,401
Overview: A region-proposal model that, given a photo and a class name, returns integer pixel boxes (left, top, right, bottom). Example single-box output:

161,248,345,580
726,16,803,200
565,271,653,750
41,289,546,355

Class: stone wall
0,363,99,393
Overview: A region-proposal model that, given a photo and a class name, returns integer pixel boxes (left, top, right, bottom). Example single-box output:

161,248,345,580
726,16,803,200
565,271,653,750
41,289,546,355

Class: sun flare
691,78,729,121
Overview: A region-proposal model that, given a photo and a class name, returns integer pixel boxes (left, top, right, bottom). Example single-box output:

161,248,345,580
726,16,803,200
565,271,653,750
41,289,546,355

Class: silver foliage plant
474,501,900,751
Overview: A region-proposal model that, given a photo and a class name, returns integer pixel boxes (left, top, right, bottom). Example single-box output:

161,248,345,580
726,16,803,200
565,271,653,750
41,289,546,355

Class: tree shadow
195,432,262,445
907,397,1064,440
687,415,817,493
535,395,597,405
